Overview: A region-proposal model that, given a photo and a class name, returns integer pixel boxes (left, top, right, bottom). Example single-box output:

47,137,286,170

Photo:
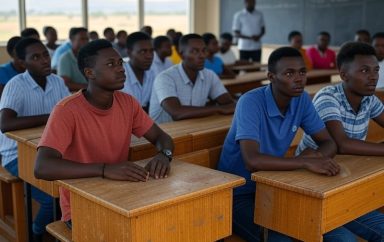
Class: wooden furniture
229,62,267,72
252,155,384,242
0,167,26,242
56,159,245,242
46,221,72,242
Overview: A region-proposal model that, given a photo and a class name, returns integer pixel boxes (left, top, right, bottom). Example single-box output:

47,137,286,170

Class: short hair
336,42,376,69
288,31,302,41
6,36,22,56
14,38,43,60
372,32,384,41
268,47,302,73
103,27,114,35
126,32,151,50
318,31,331,38
21,28,40,38
153,36,171,50
116,30,127,38
202,33,216,46
356,29,370,36
69,27,88,40
43,26,55,36
179,34,203,53
220,32,233,42
77,39,112,77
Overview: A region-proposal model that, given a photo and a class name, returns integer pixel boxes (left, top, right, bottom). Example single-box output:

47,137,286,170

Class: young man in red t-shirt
34,39,174,226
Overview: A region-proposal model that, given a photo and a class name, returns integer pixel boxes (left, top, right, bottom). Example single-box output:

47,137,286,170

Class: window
88,0,138,38
25,0,82,41
0,1,19,42
144,0,188,37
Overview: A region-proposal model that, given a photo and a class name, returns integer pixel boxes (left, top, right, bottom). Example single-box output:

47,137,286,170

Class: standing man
233,0,265,62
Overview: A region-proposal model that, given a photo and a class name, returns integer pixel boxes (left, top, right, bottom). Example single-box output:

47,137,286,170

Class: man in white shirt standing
233,0,265,62
372,32,384,89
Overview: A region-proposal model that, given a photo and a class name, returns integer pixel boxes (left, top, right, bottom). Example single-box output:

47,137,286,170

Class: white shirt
216,49,237,65
150,53,173,77
232,8,265,51
149,64,228,124
377,60,384,89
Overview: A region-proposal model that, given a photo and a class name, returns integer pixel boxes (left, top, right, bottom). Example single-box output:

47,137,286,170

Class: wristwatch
160,149,173,162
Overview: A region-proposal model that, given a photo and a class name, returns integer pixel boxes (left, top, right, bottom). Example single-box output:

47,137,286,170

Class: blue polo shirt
217,85,325,195
204,56,224,76
0,62,19,85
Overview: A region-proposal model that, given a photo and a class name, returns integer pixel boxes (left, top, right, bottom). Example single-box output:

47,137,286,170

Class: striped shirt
296,83,384,154
0,71,70,167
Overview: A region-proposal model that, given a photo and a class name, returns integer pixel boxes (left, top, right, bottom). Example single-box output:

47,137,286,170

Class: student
150,35,173,77
232,0,265,62
34,39,174,228
166,28,176,41
307,31,336,69
43,26,59,58
103,27,115,43
51,28,74,71
149,34,235,124
121,32,155,111
0,38,70,242
202,33,235,78
372,32,384,89
21,27,40,40
288,30,312,70
297,42,384,241
57,27,89,91
89,30,99,41
140,25,153,38
217,47,356,242
216,32,237,66
0,36,25,97
113,30,128,58
169,32,182,64
354,29,371,44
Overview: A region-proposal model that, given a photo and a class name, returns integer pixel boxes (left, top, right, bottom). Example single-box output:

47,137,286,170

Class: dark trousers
240,50,262,62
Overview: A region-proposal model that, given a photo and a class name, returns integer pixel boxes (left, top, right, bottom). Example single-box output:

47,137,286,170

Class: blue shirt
217,85,325,195
297,83,384,154
204,56,224,76
0,62,19,85
51,41,72,70
0,71,70,167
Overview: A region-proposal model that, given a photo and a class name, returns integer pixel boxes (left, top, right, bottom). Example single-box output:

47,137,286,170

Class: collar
265,85,283,117
338,83,369,113
177,63,204,85
124,62,145,86
23,71,52,92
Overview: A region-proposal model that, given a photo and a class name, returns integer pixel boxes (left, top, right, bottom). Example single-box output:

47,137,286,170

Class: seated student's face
23,43,51,77
341,55,379,96
158,40,172,57
46,29,57,43
73,31,89,50
117,33,127,45
89,47,126,91
373,38,384,61
182,39,207,71
355,34,370,44
129,40,154,71
270,56,307,98
317,35,330,50
105,31,115,42
207,38,220,54
220,38,231,52
290,35,303,49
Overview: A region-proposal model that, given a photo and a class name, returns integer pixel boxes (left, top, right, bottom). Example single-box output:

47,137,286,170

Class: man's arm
0,108,48,133
240,139,340,176
35,146,149,181
298,128,337,158
325,117,384,156
143,123,174,179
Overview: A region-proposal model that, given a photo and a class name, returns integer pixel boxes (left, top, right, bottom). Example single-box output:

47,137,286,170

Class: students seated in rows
216,32,237,66
103,27,115,43
113,30,128,58
35,40,174,228
58,27,89,91
21,27,40,40
0,36,25,96
202,33,236,79
218,47,356,242
372,32,384,89
307,31,336,69
354,29,371,44
0,38,70,242
288,30,312,70
150,35,173,77
297,42,384,241
149,34,235,124
43,26,59,58
51,28,73,72
121,32,155,112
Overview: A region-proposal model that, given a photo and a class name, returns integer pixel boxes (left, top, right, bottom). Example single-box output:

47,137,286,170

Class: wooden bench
46,221,72,242
0,167,27,242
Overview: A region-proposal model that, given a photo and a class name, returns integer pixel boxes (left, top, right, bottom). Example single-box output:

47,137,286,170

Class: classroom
0,0,384,241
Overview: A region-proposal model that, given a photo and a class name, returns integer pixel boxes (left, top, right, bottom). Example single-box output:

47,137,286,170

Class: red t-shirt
306,47,336,69
38,91,154,221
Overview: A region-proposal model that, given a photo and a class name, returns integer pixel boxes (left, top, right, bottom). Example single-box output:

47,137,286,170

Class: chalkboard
220,0,384,46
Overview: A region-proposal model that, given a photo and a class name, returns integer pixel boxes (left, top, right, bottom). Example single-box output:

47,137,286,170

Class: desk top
5,126,45,143
57,160,245,217
252,155,384,199
229,62,267,71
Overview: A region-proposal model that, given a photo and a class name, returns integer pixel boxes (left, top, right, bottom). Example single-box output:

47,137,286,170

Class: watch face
164,149,172,156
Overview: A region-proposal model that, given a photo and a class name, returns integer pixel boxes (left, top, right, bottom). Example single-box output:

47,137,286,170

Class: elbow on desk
34,161,55,181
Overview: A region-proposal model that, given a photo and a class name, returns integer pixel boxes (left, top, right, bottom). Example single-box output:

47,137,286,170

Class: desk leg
24,182,33,242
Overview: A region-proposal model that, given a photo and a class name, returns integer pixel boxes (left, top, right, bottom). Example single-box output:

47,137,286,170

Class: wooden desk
252,155,384,242
229,63,267,72
58,160,245,242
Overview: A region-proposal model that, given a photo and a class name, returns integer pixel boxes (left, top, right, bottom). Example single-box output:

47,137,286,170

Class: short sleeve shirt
57,50,87,84
217,85,325,196
216,50,237,65
0,62,19,85
150,53,173,77
204,56,224,76
149,64,228,124
306,47,336,69
51,41,72,70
